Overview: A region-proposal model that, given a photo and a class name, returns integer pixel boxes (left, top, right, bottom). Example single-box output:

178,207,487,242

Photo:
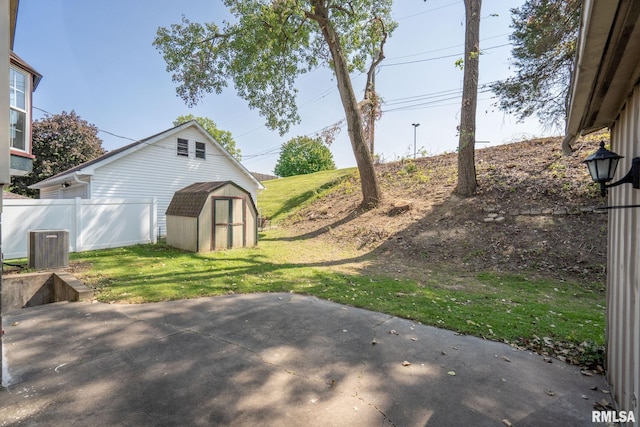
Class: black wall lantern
584,141,640,197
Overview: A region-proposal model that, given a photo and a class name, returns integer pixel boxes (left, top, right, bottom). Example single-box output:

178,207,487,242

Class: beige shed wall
170,183,258,253
607,83,640,417
166,216,198,252
198,196,213,253
245,200,257,247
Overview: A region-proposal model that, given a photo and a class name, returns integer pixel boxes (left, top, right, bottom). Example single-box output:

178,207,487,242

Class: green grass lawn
70,232,605,367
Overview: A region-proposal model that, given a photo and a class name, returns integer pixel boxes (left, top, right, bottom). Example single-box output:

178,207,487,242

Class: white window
195,141,206,159
177,138,188,157
9,67,29,152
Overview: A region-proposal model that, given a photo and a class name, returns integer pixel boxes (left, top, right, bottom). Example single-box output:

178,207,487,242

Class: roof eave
565,0,640,147
10,0,18,49
29,171,91,189
10,51,43,90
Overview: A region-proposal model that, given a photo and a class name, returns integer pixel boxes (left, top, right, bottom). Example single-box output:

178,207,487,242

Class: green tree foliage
274,136,336,177
153,0,395,208
173,114,241,160
490,0,581,128
10,111,105,197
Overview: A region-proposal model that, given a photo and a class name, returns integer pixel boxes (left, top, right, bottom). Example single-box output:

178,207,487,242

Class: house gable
31,121,262,191
32,121,262,235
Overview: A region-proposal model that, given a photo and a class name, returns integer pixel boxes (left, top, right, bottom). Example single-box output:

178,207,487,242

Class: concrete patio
1,293,608,426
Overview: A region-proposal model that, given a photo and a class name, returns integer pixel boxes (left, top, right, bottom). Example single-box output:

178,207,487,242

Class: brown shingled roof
3,191,31,199
165,182,229,217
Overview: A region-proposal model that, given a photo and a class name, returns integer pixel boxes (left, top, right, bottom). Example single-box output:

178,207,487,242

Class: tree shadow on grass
262,208,365,242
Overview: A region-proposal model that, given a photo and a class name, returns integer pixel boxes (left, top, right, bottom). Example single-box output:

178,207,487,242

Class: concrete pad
1,293,609,426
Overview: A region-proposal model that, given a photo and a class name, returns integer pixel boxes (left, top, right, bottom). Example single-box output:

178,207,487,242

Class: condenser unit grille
28,230,69,270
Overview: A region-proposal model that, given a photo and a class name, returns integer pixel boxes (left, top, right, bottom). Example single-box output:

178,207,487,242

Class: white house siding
607,84,640,417
39,178,89,199
39,186,62,199
89,127,258,235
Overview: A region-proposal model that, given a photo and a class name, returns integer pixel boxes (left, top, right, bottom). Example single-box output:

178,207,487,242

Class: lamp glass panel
606,158,620,181
587,161,599,182
588,158,617,182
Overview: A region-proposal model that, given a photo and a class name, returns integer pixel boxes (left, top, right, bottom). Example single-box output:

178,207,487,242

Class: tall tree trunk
456,0,481,197
365,72,376,155
308,1,382,208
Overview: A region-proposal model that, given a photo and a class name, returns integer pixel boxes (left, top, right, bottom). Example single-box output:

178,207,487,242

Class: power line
383,88,465,107
33,106,251,159
33,106,137,141
380,43,511,68
382,92,493,113
382,80,498,105
396,1,462,21
384,33,510,61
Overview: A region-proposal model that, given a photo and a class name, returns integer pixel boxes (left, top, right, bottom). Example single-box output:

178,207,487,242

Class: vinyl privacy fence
3,198,157,259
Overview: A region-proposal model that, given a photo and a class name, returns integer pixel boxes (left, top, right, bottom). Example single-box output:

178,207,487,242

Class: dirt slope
282,135,608,284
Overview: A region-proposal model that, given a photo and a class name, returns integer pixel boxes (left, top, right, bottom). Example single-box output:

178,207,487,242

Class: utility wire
397,1,462,20
384,32,509,61
380,43,511,68
33,106,137,141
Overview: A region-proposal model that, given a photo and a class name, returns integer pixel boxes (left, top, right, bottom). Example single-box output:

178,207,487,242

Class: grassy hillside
258,168,357,222
261,136,608,284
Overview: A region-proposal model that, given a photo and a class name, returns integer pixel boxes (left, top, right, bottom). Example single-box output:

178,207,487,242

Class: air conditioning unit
28,230,69,270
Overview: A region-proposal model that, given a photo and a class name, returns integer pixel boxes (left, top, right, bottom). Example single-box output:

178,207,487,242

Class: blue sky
13,0,554,174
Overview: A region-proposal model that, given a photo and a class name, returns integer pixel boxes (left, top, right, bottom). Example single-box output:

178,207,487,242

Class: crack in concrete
351,365,397,427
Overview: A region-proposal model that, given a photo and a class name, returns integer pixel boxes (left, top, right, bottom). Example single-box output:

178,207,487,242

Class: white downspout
73,172,90,198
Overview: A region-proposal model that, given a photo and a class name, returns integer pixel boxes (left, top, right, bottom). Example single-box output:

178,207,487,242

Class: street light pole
412,123,420,159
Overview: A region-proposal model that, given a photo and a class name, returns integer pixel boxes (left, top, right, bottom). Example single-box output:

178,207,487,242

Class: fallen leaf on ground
447,370,456,376
402,361,411,366
501,356,511,362
594,398,612,410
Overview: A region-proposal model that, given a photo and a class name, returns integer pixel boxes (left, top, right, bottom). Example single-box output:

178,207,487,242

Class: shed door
212,197,245,250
